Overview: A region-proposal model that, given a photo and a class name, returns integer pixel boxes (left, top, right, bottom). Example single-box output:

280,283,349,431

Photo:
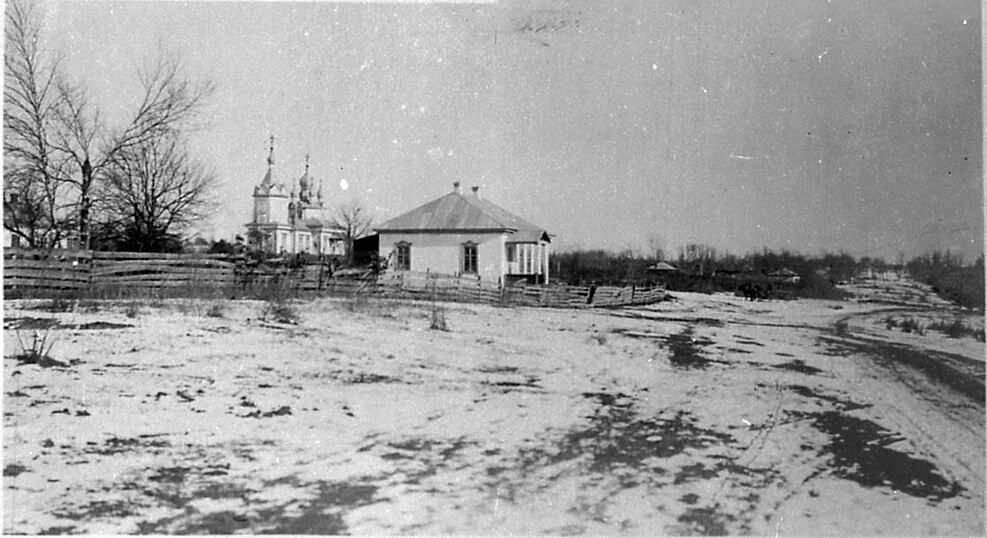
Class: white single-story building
375,182,552,284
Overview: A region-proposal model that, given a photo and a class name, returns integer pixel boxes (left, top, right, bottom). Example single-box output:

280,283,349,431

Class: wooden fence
3,249,665,308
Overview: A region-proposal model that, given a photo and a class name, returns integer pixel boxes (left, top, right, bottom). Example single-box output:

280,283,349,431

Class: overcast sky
40,0,983,261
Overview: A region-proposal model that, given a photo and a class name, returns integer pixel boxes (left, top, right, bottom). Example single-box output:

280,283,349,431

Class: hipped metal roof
375,190,550,242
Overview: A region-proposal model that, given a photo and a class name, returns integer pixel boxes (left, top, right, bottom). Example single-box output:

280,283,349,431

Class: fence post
86,250,95,296
192,261,199,294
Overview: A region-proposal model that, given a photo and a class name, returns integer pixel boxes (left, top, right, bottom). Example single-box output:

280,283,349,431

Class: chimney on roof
471,185,480,199
453,181,461,194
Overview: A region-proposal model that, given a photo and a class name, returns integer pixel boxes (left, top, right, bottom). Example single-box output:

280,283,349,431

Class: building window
506,243,516,263
462,242,478,274
395,242,411,270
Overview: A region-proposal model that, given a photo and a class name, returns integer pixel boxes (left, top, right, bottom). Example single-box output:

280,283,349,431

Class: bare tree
678,243,718,276
4,0,216,250
645,232,666,263
51,52,216,248
94,132,215,252
3,0,72,247
332,200,374,262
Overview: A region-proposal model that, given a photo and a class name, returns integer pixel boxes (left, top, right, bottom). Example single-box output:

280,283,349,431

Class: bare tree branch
101,51,216,168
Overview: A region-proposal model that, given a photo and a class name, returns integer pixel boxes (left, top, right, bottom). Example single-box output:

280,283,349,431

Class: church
245,137,346,256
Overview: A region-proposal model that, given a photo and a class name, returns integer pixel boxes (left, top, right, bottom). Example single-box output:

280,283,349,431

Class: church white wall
254,198,270,223
269,196,289,223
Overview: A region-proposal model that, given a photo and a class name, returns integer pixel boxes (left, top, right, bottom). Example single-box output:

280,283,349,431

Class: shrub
264,303,300,325
253,276,296,304
928,318,985,341
250,277,300,324
13,329,63,367
885,316,898,330
77,299,101,312
206,302,226,318
899,316,924,335
41,297,76,313
124,302,140,319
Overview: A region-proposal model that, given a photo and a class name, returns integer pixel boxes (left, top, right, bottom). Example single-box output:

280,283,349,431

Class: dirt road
4,281,984,535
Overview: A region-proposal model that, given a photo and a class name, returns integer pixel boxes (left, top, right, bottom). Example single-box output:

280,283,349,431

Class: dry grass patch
12,328,63,367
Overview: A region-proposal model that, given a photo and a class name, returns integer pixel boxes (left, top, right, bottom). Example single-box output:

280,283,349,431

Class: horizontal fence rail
3,249,666,308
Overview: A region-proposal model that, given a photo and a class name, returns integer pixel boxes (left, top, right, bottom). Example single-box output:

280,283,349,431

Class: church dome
298,154,314,202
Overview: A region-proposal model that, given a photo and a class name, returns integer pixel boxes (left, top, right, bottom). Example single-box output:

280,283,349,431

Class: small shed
767,267,801,284
646,262,679,272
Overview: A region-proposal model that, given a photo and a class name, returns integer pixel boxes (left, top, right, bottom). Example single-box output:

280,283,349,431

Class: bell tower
252,135,289,225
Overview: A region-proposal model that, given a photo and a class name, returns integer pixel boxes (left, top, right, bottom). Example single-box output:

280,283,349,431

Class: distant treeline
553,247,859,299
906,252,984,310
554,245,984,308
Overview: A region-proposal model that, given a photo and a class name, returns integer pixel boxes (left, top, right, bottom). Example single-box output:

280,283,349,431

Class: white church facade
245,137,346,256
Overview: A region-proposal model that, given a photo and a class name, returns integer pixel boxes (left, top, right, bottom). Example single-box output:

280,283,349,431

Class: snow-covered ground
3,278,984,535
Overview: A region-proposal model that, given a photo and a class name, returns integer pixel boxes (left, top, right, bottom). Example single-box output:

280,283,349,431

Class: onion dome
298,154,313,202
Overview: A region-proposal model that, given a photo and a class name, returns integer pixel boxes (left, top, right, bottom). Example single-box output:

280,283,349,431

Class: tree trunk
78,158,93,249
79,158,93,250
